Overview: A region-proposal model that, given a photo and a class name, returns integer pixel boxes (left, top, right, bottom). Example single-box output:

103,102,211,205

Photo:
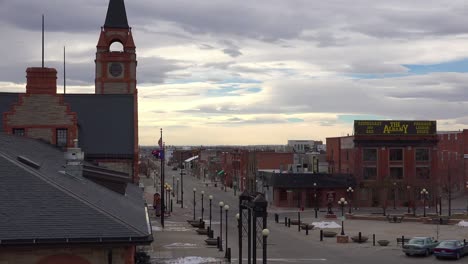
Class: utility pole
160,128,165,228
448,165,452,217
180,151,184,208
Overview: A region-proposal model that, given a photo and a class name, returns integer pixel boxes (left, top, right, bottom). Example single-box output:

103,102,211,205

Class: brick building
0,0,139,183
327,120,439,208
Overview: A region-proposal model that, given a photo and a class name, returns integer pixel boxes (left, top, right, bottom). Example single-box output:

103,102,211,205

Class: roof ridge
0,152,149,237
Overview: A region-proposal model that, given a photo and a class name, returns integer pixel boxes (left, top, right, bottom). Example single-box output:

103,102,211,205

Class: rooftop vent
17,156,41,169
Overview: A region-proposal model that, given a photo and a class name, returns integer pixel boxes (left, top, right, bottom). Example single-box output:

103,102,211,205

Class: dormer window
56,128,68,147
12,128,25,136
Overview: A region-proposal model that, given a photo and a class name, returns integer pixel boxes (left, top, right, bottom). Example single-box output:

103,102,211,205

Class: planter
351,236,368,243
322,231,337,237
196,228,208,235
205,238,218,246
377,240,390,246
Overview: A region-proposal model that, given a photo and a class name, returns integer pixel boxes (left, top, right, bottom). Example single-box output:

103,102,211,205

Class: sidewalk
139,174,229,264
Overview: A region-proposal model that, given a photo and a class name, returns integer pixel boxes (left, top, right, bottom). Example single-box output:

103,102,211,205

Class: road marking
231,258,327,262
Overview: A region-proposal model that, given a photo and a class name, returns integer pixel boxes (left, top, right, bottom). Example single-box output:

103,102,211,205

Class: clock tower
95,0,136,94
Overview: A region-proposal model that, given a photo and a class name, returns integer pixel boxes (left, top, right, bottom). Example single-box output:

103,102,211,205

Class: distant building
287,139,323,153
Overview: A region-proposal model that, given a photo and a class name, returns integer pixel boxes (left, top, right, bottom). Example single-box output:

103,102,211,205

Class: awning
184,156,199,163
217,170,225,175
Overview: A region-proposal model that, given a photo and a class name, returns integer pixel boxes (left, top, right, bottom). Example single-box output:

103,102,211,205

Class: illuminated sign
354,120,436,136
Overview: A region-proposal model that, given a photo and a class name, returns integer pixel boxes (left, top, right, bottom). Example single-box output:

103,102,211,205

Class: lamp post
421,188,429,217
236,213,241,264
393,182,397,209
346,187,354,214
176,178,179,203
193,188,197,220
406,185,411,214
172,175,175,197
313,182,318,218
262,229,269,264
219,201,224,251
338,197,347,235
201,191,205,220
209,195,213,231
224,204,230,258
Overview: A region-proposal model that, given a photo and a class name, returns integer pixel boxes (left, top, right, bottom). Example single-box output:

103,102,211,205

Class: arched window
109,41,124,52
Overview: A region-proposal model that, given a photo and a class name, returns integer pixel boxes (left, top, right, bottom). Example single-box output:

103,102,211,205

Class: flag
158,137,162,148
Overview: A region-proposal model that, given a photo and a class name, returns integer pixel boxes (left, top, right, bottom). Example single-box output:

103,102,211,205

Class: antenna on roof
63,46,66,94
42,14,44,68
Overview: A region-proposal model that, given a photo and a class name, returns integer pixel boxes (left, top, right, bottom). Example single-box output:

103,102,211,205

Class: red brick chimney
26,67,57,94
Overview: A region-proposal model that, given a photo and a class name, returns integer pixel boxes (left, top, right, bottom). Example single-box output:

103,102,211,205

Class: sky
1,0,468,145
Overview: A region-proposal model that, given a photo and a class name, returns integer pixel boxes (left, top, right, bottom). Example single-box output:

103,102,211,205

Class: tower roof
104,0,129,29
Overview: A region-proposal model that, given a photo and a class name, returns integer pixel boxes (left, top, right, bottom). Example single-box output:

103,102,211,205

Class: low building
0,133,152,264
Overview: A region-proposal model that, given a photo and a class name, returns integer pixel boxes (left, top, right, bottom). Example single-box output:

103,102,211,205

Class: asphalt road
166,167,458,264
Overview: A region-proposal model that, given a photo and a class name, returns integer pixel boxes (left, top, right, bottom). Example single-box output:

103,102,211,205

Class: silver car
402,237,439,257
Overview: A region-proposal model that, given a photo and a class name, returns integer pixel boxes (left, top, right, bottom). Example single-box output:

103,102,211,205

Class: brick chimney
26,67,57,94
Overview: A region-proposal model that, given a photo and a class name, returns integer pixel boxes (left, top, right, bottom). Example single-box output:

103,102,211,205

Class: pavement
138,168,468,264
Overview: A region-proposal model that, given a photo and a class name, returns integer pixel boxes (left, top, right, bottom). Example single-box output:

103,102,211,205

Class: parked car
433,240,468,260
402,237,439,256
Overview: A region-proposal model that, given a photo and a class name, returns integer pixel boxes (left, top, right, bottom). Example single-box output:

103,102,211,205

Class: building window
416,166,430,179
389,148,403,161
415,148,430,161
363,148,377,161
389,167,403,179
56,128,68,147
12,128,25,136
346,150,349,161
363,167,377,180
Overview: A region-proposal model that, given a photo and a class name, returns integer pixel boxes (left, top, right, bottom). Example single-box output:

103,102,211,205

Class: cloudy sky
2,0,468,145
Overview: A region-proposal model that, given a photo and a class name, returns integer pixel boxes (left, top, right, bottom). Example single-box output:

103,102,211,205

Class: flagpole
160,128,165,228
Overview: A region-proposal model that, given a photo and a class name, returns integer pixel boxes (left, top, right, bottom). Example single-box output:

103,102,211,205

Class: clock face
109,62,123,77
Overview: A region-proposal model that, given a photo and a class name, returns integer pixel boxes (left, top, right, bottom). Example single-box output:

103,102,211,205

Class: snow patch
457,220,468,227
311,221,341,229
164,243,198,249
162,256,219,263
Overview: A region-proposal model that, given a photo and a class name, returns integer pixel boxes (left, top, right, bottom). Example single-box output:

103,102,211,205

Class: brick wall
0,246,134,264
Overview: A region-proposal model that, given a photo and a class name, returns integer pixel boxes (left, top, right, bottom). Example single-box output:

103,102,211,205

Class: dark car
434,240,468,260
402,237,439,256
172,166,178,171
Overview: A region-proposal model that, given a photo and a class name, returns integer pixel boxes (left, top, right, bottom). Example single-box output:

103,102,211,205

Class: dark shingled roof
0,93,135,157
64,94,135,157
0,133,152,245
104,0,129,29
0,93,19,131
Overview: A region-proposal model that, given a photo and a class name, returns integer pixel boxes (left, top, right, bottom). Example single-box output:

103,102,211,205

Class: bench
387,215,404,223
396,237,410,245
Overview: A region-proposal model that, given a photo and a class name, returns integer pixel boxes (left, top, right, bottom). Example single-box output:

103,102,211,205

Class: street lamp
201,191,205,221
219,201,224,251
236,213,241,263
406,185,411,214
346,187,354,214
193,188,197,220
176,178,179,203
393,182,397,209
224,204,230,259
313,182,318,218
262,228,270,264
338,197,347,236
421,188,429,217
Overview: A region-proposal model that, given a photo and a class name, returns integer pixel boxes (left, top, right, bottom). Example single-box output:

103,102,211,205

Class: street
146,166,465,263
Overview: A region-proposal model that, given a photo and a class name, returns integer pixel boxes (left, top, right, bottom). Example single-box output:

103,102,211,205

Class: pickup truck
402,237,439,257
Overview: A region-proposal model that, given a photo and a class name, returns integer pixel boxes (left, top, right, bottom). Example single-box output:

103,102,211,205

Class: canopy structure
184,155,199,163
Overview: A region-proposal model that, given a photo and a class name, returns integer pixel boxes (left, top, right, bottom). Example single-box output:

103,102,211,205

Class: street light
224,204,230,259
338,197,347,235
176,178,179,203
313,182,318,218
393,182,397,209
406,185,411,214
346,187,354,214
219,201,224,251
193,188,197,220
262,228,270,264
201,191,205,220
421,188,429,217
236,213,241,264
